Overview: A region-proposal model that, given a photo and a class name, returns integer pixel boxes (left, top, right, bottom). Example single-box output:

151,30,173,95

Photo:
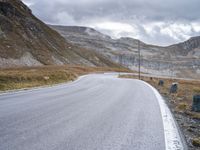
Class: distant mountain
0,0,120,68
51,25,200,78
167,36,200,57
0,0,199,78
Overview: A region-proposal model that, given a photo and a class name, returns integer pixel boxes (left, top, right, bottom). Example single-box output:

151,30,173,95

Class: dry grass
0,65,131,91
192,138,200,147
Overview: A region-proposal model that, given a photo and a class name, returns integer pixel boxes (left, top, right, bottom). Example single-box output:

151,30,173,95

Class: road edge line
142,81,185,150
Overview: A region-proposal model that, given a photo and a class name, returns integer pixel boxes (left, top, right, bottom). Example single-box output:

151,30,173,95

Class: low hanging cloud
22,0,200,46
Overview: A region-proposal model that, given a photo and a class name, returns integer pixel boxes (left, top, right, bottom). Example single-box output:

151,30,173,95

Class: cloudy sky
22,0,200,46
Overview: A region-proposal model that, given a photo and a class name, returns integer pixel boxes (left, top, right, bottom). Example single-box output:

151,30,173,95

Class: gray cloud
22,0,200,46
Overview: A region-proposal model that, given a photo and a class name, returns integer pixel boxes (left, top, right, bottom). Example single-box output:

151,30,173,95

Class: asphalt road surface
0,74,184,150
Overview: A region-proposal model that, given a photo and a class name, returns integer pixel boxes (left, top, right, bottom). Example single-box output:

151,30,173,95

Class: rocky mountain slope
51,25,200,78
167,36,200,57
0,0,120,68
1,0,199,78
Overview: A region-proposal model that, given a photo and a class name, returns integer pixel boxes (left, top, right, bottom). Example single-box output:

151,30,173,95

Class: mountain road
0,73,184,150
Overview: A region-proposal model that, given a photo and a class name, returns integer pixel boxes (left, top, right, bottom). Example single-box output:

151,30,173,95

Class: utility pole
119,54,122,76
138,40,141,80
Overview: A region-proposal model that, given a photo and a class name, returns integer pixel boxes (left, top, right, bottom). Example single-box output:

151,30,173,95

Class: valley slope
0,0,120,68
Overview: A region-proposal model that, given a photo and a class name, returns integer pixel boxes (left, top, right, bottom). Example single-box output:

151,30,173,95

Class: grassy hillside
0,0,122,68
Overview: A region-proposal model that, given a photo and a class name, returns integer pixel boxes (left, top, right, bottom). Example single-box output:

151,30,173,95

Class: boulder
192,95,200,112
158,80,164,86
170,82,178,93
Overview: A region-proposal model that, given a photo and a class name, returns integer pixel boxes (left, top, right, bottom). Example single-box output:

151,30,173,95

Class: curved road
0,74,183,150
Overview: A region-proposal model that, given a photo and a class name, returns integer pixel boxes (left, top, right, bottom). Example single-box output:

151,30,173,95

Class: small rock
43,76,50,80
187,128,194,133
158,80,164,86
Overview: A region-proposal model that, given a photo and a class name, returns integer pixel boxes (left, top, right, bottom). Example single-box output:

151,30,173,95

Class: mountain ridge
51,25,200,78
51,25,200,54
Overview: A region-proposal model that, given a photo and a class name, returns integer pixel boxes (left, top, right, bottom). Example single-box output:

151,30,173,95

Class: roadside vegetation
0,65,130,91
120,74,200,150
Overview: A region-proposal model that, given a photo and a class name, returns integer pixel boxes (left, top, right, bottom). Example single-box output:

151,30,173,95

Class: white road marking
143,81,184,150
